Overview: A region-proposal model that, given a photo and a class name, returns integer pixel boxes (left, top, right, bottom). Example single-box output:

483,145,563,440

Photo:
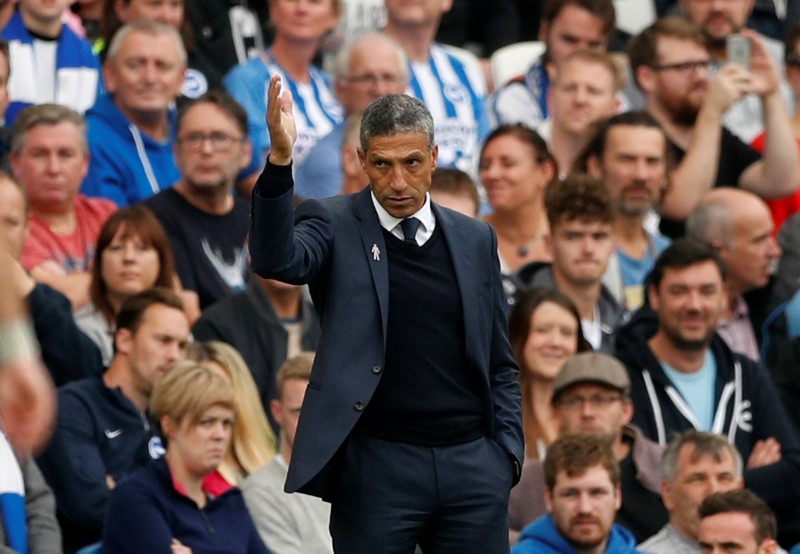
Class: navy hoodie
614,307,800,508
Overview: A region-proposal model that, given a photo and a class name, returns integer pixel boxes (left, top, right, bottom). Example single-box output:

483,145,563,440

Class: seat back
490,41,546,88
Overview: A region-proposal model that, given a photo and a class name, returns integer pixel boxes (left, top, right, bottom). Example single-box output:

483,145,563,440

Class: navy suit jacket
250,163,523,500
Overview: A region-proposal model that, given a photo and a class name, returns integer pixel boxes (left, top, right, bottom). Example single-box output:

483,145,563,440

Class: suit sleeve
486,226,524,481
249,161,334,284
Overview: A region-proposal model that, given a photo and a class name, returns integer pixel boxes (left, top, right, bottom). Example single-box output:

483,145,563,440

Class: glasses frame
344,73,405,86
177,131,245,153
650,59,713,74
556,393,625,410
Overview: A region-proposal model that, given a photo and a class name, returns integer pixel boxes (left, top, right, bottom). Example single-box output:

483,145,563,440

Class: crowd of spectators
2,0,800,552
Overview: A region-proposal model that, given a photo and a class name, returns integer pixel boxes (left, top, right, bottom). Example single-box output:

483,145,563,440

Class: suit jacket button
371,365,382,374
354,401,366,411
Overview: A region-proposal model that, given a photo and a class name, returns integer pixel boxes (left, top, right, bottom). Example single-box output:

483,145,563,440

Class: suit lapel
353,189,390,341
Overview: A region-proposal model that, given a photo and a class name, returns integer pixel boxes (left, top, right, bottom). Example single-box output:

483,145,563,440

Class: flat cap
552,352,630,401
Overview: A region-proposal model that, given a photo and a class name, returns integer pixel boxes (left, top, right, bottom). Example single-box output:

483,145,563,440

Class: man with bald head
295,32,408,200
686,187,781,360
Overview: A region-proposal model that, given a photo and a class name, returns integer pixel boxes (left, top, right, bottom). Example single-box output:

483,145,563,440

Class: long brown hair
508,287,590,458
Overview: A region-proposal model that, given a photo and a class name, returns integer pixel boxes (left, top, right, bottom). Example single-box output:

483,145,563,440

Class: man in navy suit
249,75,523,554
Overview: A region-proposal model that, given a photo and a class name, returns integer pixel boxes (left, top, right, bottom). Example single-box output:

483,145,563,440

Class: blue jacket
102,458,269,554
512,514,642,554
81,94,180,206
36,377,162,553
1,10,101,124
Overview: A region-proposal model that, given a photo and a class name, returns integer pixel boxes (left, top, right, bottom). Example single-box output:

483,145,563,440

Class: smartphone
727,34,751,69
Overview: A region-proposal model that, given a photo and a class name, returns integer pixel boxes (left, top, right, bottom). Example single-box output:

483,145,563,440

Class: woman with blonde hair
186,341,277,485
102,362,269,553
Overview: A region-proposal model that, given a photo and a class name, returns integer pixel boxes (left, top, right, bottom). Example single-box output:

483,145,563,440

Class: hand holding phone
727,34,751,69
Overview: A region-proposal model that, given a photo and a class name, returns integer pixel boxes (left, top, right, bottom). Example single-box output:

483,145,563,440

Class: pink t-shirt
21,195,117,272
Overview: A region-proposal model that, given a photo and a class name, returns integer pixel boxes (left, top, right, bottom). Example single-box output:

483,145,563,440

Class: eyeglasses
557,393,623,409
651,59,713,74
344,73,404,86
178,132,243,152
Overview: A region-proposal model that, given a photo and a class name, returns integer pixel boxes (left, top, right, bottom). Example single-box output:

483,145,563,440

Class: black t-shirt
184,0,269,79
143,188,250,309
660,127,761,238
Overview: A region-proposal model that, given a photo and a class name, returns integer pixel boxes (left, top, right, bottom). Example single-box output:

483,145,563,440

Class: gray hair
11,104,88,155
107,21,187,67
359,94,434,153
686,200,733,247
661,430,743,482
332,32,409,82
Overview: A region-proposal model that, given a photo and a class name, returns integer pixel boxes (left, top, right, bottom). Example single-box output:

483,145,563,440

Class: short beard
669,102,699,127
616,192,654,217
704,34,727,52
665,328,713,352
702,16,741,52
185,178,229,195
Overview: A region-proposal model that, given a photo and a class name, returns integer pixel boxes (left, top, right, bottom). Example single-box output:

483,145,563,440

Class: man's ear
647,284,660,312
586,154,603,179
239,139,253,171
538,21,550,43
544,487,554,512
103,62,117,94
8,151,19,179
761,538,779,554
621,400,634,426
357,147,366,169
114,327,133,356
635,64,657,96
270,399,283,426
660,479,674,510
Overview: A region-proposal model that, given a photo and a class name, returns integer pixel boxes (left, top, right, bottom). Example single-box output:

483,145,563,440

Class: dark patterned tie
400,217,421,245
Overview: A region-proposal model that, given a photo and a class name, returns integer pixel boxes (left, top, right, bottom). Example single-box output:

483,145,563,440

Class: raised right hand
266,74,297,166
703,63,750,117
